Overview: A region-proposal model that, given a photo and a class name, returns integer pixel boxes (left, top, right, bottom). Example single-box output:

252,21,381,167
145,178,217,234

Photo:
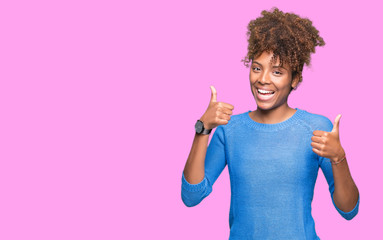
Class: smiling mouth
255,88,276,101
257,89,275,95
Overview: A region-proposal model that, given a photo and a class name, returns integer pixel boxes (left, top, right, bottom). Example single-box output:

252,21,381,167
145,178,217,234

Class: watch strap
201,127,212,135
196,119,212,135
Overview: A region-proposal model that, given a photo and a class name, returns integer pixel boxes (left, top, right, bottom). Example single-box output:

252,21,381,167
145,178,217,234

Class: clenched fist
200,86,235,130
311,114,346,162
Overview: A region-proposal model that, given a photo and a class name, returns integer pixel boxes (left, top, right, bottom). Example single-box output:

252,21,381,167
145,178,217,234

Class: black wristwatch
195,119,212,135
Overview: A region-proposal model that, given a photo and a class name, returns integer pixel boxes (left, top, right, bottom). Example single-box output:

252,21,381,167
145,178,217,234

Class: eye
252,67,261,72
274,71,282,75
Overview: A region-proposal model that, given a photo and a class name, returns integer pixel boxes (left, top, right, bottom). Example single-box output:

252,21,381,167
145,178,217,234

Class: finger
312,130,327,136
210,86,217,103
311,135,324,143
312,148,321,155
220,102,234,110
219,112,231,121
219,108,233,116
217,118,229,125
310,141,323,150
332,114,341,133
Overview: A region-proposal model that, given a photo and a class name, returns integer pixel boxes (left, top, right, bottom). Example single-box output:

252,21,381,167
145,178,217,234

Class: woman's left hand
311,114,345,161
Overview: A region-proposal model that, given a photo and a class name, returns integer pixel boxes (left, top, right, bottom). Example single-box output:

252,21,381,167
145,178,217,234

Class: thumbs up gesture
311,114,346,162
199,86,235,130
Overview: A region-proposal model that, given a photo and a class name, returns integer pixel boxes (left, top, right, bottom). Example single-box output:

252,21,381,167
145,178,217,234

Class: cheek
275,78,291,89
249,75,257,84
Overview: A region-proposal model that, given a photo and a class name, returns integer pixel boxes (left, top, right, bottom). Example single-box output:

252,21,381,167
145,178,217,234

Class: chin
254,101,271,109
256,104,273,111
254,98,279,111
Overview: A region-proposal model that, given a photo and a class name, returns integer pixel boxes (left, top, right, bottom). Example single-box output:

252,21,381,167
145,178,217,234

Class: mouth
255,88,276,101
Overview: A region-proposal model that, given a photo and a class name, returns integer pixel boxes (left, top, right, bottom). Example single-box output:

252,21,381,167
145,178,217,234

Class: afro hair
241,7,325,91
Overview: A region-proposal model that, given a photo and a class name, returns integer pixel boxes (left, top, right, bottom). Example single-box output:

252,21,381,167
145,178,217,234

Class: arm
314,116,360,220
183,132,210,185
319,154,360,220
330,151,360,213
181,125,227,207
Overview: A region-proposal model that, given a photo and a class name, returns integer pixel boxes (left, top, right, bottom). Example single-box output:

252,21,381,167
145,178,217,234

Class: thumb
332,114,341,133
210,85,217,103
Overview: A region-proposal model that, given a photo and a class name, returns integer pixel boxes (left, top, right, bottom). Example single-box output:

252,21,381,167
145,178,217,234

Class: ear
291,73,300,89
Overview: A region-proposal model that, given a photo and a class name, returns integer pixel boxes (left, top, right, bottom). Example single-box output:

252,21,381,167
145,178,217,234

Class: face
249,51,298,111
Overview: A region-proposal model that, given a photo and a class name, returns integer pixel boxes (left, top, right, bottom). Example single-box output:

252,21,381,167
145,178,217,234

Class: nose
257,71,271,85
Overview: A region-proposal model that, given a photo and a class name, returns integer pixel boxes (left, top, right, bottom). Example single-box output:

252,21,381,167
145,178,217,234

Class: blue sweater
181,108,360,240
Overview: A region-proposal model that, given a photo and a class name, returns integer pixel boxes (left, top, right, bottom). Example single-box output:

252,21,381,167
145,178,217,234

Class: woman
181,7,360,240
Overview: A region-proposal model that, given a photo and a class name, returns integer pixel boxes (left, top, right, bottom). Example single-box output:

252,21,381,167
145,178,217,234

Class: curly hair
241,7,325,91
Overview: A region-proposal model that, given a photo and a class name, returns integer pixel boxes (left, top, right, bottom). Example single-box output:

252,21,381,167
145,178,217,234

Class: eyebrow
252,61,288,70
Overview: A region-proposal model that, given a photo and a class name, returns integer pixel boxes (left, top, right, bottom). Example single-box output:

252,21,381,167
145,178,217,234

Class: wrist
199,117,211,130
330,153,346,165
330,148,346,162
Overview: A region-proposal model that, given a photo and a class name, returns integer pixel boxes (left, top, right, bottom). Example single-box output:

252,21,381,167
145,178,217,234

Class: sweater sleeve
181,125,227,207
316,117,360,220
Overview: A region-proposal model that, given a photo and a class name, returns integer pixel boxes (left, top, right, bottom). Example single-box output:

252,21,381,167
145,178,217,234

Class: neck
251,104,296,124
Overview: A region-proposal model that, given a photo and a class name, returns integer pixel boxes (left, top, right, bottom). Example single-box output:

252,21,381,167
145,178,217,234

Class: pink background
0,0,382,239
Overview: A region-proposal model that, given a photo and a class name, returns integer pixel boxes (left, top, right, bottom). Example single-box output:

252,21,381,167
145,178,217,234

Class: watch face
195,120,203,133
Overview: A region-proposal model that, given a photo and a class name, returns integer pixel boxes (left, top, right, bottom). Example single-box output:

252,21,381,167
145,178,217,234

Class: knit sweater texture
181,108,360,240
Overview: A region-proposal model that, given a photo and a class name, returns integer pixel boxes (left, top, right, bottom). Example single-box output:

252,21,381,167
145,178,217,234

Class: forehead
252,51,290,69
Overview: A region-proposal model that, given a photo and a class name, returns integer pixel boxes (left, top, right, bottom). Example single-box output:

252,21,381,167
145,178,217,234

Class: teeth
258,89,275,94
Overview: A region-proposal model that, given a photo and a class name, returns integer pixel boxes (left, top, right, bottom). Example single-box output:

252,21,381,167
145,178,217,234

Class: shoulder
298,108,333,132
214,111,248,136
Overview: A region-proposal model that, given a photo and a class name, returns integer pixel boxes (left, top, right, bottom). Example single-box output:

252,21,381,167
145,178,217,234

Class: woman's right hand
200,86,235,130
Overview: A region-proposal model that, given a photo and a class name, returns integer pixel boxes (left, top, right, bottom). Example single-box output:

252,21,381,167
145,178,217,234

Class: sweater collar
242,108,305,132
